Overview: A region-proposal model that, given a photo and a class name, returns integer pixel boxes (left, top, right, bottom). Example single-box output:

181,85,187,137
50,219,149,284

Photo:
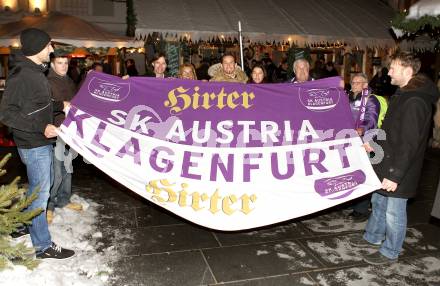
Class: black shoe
348,211,370,222
363,251,397,265
36,243,75,260
10,227,29,238
348,233,381,248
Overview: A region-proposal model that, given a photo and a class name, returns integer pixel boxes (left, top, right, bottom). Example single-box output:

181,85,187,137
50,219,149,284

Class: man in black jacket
0,28,74,259
351,52,440,265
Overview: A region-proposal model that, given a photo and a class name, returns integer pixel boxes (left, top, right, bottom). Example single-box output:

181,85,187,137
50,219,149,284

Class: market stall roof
135,0,396,49
0,12,142,48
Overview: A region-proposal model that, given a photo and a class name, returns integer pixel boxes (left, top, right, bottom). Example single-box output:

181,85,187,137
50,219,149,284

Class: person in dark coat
369,67,396,97
46,53,83,224
261,57,276,83
310,59,325,80
324,61,338,78
273,59,288,83
195,58,210,81
125,58,138,76
351,51,440,265
67,58,81,85
0,28,74,259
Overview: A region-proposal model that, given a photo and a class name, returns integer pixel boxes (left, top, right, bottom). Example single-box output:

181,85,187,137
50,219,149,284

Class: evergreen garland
392,12,440,36
126,0,137,37
392,11,440,52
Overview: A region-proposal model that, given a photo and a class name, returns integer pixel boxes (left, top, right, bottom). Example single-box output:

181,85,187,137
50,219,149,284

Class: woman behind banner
248,63,267,84
178,64,197,80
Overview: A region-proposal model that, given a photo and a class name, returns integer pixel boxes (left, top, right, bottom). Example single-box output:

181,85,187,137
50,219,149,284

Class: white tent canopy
135,0,396,49
0,12,142,48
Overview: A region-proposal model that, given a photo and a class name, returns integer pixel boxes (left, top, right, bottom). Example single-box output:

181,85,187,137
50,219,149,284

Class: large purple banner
59,72,381,230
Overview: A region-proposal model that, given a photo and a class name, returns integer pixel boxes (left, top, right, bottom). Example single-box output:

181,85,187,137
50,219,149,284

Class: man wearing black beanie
0,28,75,259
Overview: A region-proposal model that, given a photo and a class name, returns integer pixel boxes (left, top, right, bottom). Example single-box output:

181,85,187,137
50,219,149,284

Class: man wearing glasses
348,73,380,221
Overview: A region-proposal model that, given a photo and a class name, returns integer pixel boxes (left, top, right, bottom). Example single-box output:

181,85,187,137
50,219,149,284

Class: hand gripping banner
59,72,381,231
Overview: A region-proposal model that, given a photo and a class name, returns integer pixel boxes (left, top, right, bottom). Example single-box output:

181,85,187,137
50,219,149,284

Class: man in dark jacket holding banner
351,51,440,265
0,28,74,259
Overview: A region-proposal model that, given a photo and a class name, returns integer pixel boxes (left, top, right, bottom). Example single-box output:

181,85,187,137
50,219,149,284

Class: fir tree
0,153,42,270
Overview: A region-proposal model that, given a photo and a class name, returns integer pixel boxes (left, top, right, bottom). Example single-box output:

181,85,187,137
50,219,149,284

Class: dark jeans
48,139,73,211
353,195,371,215
48,155,72,211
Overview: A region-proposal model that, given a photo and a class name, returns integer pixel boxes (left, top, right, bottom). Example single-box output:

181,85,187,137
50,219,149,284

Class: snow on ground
244,223,297,238
256,250,269,256
273,241,317,269
0,194,118,286
315,256,440,286
302,209,366,233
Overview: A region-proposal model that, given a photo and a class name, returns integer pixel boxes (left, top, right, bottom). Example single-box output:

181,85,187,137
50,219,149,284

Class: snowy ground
1,195,440,286
0,148,439,285
0,194,116,286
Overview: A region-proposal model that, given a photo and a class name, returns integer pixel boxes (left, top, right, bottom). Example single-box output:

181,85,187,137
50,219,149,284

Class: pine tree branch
0,237,39,270
0,155,41,270
0,153,11,171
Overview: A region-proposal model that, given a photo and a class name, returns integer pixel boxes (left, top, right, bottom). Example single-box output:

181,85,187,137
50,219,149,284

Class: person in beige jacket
209,53,248,83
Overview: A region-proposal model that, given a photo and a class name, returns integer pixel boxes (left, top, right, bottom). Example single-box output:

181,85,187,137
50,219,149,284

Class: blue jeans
363,192,408,259
48,142,72,211
18,145,53,252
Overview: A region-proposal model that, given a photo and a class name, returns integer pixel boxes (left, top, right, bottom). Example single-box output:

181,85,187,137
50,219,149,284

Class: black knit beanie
20,28,51,56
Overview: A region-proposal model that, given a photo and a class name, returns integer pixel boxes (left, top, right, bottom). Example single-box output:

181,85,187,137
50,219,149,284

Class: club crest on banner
314,169,367,200
299,87,340,111
88,77,131,102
